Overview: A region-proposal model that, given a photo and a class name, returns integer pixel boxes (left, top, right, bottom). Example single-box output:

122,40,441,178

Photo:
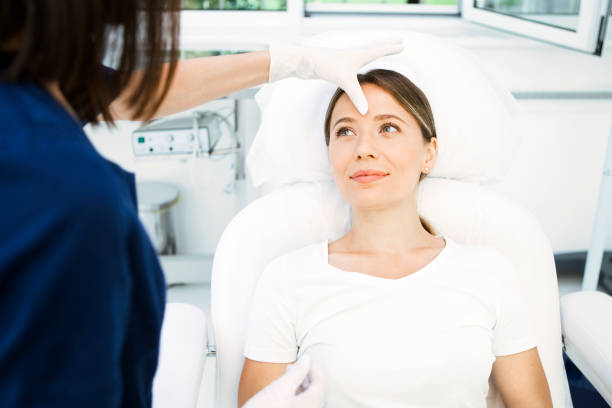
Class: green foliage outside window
181,50,247,59
305,0,455,3
181,0,455,9
182,0,286,10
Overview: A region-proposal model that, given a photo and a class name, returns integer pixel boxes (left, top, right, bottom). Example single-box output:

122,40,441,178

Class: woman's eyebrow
333,114,408,129
374,114,408,125
332,117,355,128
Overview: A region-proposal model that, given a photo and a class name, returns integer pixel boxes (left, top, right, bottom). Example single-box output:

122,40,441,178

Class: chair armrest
153,302,208,408
560,290,612,406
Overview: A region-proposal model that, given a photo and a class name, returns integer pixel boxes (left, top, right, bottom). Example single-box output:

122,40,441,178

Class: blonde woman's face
328,83,437,210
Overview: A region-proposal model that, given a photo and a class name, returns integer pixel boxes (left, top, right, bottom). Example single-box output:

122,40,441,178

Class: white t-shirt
243,236,537,408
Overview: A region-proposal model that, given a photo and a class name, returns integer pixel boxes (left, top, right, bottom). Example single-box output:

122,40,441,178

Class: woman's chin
346,196,395,210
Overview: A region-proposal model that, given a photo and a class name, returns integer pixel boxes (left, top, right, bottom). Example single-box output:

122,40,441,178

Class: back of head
0,0,181,125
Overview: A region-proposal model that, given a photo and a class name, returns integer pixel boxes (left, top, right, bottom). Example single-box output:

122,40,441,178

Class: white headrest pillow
247,30,521,191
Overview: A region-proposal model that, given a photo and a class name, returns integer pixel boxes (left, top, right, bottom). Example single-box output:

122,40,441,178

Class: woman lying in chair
238,69,553,408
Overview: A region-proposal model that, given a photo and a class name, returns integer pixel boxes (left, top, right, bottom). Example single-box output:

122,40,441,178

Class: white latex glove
242,354,326,408
268,39,404,115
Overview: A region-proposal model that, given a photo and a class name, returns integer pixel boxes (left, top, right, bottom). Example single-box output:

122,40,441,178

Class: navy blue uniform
0,63,166,407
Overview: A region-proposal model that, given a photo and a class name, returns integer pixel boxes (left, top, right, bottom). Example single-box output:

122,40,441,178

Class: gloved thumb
281,355,313,390
341,76,368,116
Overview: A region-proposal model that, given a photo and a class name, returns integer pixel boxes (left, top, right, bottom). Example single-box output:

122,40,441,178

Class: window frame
462,0,612,55
304,3,459,15
180,0,303,29
179,0,610,55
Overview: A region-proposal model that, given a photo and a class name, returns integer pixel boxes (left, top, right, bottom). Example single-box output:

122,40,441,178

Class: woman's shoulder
0,126,135,237
445,237,509,261
261,241,326,279
444,237,517,281
0,82,74,134
267,240,324,266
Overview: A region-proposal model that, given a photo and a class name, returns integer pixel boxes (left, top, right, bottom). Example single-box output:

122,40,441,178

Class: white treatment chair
207,30,612,408
560,290,612,406
153,302,208,408
210,178,571,408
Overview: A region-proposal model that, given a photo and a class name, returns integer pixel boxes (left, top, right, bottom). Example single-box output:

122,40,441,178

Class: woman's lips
351,174,388,183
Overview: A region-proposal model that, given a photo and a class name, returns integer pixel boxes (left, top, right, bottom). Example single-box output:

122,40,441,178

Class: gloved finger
278,354,313,391
294,359,326,407
340,75,369,116
367,38,405,53
355,39,405,64
307,356,325,383
294,379,325,408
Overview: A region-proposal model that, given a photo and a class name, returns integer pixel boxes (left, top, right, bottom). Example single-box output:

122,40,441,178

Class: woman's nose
354,133,378,160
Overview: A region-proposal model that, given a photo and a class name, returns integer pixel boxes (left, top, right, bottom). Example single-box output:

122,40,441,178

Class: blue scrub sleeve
0,145,165,407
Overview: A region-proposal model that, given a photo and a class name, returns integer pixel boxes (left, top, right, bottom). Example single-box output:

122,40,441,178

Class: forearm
110,50,270,121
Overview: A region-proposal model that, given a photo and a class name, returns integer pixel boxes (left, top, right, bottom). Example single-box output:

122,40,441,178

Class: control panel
132,127,209,156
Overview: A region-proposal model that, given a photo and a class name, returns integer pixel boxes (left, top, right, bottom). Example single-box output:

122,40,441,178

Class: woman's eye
381,123,399,133
336,127,355,137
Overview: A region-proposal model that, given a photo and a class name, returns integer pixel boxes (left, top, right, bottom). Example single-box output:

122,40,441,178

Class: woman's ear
423,137,437,173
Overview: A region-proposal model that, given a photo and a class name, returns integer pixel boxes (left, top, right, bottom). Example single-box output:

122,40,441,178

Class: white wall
489,99,612,253
85,17,612,256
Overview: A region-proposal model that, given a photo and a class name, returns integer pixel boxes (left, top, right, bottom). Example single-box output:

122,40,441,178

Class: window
473,0,580,30
463,0,612,54
182,0,286,11
180,0,301,30
305,0,458,15
180,50,247,58
178,0,610,53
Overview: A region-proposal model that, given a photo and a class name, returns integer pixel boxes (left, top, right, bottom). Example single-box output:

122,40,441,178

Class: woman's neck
346,198,436,255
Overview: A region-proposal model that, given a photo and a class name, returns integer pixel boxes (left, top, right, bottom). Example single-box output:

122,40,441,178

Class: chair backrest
153,302,208,408
210,178,571,408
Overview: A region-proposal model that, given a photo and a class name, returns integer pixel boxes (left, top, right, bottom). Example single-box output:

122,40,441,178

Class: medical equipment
131,109,244,180
136,181,180,255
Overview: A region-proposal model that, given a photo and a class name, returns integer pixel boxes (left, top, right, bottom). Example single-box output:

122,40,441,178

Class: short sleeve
243,257,298,363
492,254,538,356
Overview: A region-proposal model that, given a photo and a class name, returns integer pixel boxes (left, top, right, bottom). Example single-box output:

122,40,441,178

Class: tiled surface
166,270,607,408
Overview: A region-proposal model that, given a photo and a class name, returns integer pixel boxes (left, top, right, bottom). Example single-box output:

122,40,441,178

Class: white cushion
561,290,612,406
153,303,208,408
247,30,521,191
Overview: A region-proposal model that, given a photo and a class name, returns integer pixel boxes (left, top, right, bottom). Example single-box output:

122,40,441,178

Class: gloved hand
268,39,404,115
242,354,326,408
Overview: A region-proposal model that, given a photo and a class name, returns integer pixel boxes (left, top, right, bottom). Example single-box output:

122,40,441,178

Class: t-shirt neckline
323,235,451,285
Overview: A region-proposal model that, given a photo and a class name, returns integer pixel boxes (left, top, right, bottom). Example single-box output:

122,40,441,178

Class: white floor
166,270,609,408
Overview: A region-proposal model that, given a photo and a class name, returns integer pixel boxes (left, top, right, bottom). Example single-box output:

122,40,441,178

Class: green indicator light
138,137,145,144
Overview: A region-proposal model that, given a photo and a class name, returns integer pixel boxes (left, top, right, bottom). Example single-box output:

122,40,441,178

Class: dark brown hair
0,0,181,125
324,69,437,234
